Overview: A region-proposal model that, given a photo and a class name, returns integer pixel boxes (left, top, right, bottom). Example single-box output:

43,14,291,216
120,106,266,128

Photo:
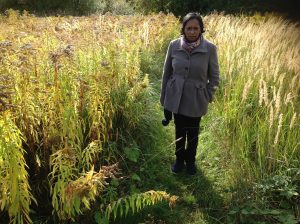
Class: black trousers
174,113,201,164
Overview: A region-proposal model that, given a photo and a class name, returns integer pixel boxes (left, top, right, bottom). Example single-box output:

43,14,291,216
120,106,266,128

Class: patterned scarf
181,35,202,53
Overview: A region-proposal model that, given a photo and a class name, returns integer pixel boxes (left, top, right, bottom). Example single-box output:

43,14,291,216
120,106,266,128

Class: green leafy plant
227,171,300,223
124,145,140,163
0,113,35,224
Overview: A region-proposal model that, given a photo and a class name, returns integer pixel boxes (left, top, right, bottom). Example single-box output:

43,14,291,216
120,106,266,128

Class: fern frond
104,190,178,220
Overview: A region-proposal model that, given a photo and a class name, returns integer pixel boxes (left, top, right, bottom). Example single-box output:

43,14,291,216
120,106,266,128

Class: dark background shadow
0,0,300,22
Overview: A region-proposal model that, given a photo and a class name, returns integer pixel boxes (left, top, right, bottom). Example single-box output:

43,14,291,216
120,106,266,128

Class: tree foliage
1,0,299,17
130,0,298,17
0,0,134,15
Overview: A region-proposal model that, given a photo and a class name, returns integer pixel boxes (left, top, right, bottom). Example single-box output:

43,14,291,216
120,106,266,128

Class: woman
160,12,220,175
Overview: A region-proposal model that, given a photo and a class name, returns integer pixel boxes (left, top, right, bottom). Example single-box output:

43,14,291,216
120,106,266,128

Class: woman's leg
172,114,187,172
185,116,201,174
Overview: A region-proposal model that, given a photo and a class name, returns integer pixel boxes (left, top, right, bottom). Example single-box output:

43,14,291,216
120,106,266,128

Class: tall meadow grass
205,13,299,182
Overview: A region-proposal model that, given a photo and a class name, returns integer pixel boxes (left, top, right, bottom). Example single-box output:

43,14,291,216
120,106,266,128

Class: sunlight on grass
0,9,299,223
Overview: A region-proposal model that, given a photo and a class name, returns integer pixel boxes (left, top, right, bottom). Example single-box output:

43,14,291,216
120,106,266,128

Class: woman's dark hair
181,12,205,35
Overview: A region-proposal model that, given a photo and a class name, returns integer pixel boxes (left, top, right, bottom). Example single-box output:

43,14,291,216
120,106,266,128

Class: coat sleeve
160,41,173,106
207,44,220,102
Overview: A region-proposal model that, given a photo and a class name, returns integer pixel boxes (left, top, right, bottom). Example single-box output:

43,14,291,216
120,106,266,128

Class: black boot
171,158,184,174
186,163,197,175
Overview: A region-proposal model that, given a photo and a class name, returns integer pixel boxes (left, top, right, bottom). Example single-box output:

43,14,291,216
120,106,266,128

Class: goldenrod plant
0,112,35,224
0,10,178,223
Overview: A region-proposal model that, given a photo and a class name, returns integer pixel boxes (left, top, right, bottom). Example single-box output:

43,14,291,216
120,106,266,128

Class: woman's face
184,19,201,42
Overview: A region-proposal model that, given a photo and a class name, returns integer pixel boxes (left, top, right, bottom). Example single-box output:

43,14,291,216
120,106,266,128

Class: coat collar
177,36,208,53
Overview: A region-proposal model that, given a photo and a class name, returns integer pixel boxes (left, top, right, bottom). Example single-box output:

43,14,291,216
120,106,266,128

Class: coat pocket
203,88,211,102
195,83,208,102
167,76,176,87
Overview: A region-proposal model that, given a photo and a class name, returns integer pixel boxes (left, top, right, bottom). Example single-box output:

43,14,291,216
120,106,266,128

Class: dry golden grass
205,13,300,179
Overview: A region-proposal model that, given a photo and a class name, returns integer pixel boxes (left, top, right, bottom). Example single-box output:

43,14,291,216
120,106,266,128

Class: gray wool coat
160,37,220,117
